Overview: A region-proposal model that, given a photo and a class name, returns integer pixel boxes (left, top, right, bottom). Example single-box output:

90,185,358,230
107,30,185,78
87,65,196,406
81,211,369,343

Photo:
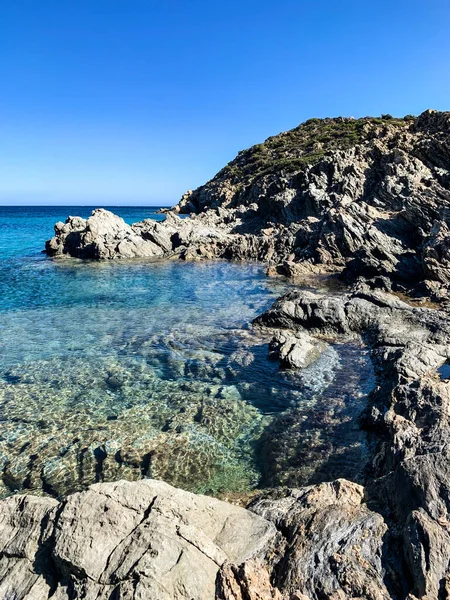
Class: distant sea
0,205,168,260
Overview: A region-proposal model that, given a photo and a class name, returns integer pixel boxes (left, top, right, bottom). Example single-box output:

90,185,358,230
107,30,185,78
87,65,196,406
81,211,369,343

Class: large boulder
0,478,395,600
0,479,276,600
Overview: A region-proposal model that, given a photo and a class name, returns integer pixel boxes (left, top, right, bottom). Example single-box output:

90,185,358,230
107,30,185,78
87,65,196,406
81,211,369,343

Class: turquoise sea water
0,206,374,498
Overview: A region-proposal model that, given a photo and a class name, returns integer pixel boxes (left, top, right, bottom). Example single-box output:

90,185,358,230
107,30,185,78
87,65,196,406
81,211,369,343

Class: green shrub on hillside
215,115,412,186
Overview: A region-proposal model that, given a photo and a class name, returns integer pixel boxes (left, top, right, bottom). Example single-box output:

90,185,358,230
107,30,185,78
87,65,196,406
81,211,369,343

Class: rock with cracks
0,478,395,600
0,479,276,600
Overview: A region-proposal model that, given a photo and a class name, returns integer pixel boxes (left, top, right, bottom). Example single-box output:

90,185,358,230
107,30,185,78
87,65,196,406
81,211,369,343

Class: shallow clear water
0,206,374,498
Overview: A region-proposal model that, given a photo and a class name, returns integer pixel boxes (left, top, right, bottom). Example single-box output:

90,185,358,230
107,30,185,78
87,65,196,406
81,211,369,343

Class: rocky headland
1,109,450,599
46,110,450,299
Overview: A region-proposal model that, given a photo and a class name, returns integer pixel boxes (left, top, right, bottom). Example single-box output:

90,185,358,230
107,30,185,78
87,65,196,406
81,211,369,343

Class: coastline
2,110,450,599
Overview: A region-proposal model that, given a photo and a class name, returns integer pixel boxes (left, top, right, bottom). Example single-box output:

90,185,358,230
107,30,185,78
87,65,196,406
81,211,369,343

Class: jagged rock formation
31,108,450,599
45,209,230,260
254,285,450,599
0,478,392,600
45,110,450,299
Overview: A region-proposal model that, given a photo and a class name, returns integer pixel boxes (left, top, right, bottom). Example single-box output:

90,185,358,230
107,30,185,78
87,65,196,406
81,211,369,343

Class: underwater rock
0,359,266,498
0,319,374,499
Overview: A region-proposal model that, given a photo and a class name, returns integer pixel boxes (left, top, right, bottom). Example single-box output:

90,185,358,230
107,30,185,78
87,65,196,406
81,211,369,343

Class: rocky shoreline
45,111,450,299
1,109,450,599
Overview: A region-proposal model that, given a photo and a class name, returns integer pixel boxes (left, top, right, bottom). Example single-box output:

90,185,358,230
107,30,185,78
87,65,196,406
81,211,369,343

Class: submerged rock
0,336,372,499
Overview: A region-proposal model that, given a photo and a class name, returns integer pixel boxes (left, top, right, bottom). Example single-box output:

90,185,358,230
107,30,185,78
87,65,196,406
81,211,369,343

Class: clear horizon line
0,203,173,207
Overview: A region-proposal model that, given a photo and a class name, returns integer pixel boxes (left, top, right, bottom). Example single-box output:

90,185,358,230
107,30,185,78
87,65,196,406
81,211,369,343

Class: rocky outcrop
0,478,395,600
45,110,450,299
45,209,166,259
255,285,450,599
45,208,231,260
35,109,450,598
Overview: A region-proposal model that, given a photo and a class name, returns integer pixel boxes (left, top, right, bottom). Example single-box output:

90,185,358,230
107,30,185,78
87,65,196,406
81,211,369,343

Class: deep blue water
0,206,374,498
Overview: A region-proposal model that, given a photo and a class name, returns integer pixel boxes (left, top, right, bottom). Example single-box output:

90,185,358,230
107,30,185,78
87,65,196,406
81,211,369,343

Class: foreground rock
0,479,275,600
0,478,393,600
255,285,450,599
219,479,392,600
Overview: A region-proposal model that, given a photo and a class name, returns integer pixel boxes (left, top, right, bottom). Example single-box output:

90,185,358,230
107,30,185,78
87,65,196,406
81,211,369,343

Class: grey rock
45,208,165,259
0,495,57,599
255,285,450,598
248,479,391,600
268,329,327,369
0,477,396,600
0,479,276,600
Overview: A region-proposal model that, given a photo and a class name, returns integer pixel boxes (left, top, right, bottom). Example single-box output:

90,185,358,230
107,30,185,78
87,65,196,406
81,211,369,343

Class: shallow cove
0,206,374,498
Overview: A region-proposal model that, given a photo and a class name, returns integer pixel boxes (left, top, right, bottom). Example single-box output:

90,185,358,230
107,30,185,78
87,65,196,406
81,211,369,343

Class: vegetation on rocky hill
217,114,413,185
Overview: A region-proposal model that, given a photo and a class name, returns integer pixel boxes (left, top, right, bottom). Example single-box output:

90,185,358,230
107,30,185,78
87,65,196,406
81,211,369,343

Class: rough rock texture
252,480,391,600
45,210,166,259
217,479,392,600
254,285,450,599
267,329,327,369
45,110,450,300
0,479,277,600
0,478,396,600
45,207,231,261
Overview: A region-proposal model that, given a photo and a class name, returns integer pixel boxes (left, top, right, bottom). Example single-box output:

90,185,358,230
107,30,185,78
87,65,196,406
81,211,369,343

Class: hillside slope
46,109,450,301
174,109,450,297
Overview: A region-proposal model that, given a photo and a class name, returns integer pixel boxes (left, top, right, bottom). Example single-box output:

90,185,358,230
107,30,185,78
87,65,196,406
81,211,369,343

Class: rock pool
0,206,374,497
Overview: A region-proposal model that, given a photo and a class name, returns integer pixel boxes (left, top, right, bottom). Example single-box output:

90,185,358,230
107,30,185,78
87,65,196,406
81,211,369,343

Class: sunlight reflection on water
0,207,375,498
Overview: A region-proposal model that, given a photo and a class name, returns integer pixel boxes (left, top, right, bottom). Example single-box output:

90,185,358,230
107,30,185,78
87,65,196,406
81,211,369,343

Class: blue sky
0,0,449,206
